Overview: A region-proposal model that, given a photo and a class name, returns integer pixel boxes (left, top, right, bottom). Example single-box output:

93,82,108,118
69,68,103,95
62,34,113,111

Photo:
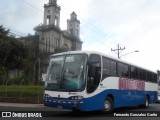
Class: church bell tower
67,12,80,38
43,0,61,27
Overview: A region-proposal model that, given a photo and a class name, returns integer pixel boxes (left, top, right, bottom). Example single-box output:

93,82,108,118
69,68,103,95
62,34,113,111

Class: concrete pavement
0,102,45,108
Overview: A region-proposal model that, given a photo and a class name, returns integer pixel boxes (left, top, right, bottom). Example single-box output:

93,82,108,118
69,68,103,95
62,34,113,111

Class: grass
0,85,44,98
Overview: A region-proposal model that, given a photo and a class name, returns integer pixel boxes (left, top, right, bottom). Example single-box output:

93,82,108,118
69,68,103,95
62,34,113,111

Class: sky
0,0,160,72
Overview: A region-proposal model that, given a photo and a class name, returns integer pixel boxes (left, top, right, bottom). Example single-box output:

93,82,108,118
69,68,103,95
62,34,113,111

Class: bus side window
123,64,129,77
87,54,101,93
102,57,117,80
118,62,129,77
131,66,135,79
118,62,123,77
111,60,117,76
102,57,111,79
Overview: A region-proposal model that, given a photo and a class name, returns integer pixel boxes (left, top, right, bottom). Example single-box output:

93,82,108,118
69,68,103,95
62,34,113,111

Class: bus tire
103,97,114,112
139,96,149,108
72,108,80,112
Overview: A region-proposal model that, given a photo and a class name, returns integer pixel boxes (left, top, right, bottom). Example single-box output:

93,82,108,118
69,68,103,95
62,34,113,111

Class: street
0,103,160,120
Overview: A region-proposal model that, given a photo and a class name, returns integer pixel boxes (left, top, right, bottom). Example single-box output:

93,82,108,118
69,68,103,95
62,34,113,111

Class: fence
0,79,44,104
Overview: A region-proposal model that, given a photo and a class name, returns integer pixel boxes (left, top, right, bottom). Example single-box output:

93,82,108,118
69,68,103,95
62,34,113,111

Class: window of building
76,30,79,37
55,16,58,26
54,38,59,48
47,15,51,25
70,29,73,36
48,37,50,52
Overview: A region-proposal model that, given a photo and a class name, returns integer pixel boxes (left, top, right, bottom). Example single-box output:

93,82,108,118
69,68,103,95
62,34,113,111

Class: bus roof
50,50,157,74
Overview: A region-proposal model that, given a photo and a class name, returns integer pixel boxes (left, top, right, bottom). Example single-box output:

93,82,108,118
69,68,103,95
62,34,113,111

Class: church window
48,37,50,52
42,37,45,43
47,15,51,25
76,30,79,37
70,29,73,35
54,38,59,48
46,38,48,52
55,16,58,26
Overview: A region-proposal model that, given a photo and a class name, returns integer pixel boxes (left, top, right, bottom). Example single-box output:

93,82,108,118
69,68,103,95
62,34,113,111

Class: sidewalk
0,102,45,108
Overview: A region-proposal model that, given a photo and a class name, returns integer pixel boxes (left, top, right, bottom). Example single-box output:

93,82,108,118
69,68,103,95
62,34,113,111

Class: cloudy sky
0,0,160,72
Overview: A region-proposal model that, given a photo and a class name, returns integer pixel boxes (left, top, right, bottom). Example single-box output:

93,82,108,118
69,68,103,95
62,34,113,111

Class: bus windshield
45,54,87,92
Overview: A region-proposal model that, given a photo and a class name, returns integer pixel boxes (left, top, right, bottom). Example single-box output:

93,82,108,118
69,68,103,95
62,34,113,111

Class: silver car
158,91,160,102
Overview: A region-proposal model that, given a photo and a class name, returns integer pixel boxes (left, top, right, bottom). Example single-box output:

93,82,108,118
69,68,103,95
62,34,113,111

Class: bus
157,70,160,102
44,51,158,112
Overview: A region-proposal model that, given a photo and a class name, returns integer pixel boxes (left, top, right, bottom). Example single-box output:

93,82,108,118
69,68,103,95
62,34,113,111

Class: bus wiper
66,89,82,92
58,88,75,92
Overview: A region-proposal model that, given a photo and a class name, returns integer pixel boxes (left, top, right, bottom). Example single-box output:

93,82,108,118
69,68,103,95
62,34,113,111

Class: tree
0,25,27,84
0,25,9,38
54,44,69,54
0,30,27,70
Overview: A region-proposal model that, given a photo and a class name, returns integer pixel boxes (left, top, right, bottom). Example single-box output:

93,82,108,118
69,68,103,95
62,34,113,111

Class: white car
158,91,160,102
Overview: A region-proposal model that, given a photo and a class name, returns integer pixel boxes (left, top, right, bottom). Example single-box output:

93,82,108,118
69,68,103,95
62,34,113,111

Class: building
34,0,82,54
19,0,82,82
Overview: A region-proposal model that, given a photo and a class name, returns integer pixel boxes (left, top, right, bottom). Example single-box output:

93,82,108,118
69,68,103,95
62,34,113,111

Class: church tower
67,12,80,38
31,0,82,83
43,0,60,27
34,0,82,55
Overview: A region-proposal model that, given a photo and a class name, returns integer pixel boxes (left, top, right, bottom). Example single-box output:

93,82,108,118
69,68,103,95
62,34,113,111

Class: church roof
71,11,77,16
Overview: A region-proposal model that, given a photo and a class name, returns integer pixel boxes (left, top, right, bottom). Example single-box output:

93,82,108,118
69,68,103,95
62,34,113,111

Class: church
34,0,82,54
18,0,82,82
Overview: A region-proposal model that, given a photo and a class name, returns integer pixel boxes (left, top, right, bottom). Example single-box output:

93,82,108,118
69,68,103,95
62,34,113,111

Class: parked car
158,91,160,102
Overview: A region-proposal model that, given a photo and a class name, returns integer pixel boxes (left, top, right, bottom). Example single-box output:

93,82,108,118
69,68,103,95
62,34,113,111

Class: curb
0,103,45,108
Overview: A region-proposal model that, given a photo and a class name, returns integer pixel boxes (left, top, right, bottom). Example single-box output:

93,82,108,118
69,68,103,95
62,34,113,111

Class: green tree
0,25,27,84
0,25,9,38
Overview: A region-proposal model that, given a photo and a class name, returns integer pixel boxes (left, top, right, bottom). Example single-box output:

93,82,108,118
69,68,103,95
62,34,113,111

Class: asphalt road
0,103,160,120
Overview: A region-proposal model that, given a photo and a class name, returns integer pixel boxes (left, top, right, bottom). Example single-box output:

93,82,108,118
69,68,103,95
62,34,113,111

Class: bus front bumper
44,97,84,110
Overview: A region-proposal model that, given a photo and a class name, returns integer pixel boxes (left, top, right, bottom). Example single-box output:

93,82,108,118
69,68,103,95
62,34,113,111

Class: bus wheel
139,96,149,108
72,108,80,112
103,97,114,112
143,96,149,108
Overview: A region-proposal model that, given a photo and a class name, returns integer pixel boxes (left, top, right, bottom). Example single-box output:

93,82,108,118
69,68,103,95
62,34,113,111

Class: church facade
34,0,82,54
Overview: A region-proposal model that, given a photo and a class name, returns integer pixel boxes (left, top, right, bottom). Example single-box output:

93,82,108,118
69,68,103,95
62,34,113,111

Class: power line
21,0,119,46
20,1,120,47
60,7,118,45
60,7,118,51
20,0,132,54
0,24,27,37
20,1,117,50
22,0,43,12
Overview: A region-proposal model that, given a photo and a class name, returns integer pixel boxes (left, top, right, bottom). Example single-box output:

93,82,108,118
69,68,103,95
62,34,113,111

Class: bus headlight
69,96,83,100
44,94,51,98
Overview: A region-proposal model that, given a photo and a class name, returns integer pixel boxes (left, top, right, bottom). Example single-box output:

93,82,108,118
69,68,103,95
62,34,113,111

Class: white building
34,0,82,54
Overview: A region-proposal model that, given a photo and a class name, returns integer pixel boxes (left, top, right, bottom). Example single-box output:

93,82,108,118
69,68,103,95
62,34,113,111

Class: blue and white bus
44,51,158,112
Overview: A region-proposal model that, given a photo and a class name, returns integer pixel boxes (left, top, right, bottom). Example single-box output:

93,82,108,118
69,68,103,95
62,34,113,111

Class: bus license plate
57,106,62,109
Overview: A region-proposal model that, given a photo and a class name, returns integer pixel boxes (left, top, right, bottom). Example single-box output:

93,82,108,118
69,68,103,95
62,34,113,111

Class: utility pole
111,44,125,58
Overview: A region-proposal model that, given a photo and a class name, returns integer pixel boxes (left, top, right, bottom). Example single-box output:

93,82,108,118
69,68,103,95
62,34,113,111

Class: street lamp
120,50,139,58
